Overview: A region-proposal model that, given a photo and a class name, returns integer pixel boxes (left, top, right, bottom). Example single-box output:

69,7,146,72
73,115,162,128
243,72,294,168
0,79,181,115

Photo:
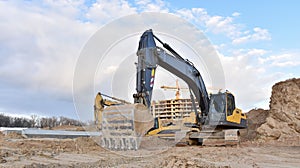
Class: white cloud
176,8,271,45
0,0,297,119
218,49,289,111
205,16,239,38
232,12,240,17
259,52,300,67
232,27,271,44
176,8,240,38
86,0,137,25
135,0,169,12
0,1,97,98
0,0,173,119
42,0,86,18
246,48,268,56
252,27,271,40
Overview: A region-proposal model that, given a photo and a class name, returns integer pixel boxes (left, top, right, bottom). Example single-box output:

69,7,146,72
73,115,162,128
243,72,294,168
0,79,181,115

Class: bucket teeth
100,104,154,150
101,137,139,150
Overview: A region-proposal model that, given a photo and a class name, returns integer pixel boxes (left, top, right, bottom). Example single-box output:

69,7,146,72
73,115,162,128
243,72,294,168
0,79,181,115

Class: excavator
97,29,247,150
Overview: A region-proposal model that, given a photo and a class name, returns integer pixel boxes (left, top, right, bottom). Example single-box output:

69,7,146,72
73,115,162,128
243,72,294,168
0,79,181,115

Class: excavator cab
207,92,246,128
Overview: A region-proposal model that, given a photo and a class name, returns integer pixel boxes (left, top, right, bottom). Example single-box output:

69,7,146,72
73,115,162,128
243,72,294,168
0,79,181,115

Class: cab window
209,94,225,113
226,94,236,116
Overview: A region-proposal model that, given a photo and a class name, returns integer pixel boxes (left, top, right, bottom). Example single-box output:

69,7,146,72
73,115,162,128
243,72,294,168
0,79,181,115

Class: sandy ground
1,134,299,168
1,78,299,167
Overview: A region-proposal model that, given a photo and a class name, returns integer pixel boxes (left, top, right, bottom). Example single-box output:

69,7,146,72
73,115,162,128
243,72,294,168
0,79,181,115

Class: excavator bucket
100,103,154,150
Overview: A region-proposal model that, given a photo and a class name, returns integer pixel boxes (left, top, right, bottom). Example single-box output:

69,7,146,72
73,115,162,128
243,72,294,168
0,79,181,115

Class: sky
0,0,299,121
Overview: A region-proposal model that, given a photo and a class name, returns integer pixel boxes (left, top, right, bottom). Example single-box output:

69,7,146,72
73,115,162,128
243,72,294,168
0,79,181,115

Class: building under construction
150,79,200,121
150,98,200,121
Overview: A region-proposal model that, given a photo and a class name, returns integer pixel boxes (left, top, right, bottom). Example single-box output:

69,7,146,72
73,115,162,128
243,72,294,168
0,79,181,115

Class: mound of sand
5,132,24,139
240,108,269,141
161,155,225,168
257,78,300,144
46,125,85,131
0,132,4,138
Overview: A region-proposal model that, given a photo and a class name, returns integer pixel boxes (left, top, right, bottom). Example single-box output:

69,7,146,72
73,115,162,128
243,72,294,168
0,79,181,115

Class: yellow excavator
95,29,247,150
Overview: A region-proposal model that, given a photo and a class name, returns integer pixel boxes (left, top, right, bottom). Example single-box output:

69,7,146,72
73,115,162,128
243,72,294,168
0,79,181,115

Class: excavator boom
134,29,210,123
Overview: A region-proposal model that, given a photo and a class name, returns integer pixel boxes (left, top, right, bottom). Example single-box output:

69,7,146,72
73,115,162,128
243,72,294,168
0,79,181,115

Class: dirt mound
257,78,300,145
5,132,24,139
139,136,177,150
240,108,269,141
47,125,85,131
161,155,227,168
74,137,102,152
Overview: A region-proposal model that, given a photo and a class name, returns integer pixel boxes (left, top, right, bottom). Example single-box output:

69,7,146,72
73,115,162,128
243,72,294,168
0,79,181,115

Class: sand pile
5,132,24,139
50,125,85,131
240,108,269,141
0,131,4,138
257,78,300,144
161,155,226,168
74,137,102,152
139,136,177,150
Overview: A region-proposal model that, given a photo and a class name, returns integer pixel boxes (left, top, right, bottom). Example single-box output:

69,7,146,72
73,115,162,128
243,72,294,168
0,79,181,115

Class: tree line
0,113,85,128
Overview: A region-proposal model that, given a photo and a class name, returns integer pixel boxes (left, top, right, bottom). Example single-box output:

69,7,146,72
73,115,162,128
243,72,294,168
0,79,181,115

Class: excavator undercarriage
188,128,240,146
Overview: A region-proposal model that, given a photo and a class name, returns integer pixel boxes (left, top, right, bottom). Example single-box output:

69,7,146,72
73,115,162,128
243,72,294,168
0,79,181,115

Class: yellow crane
160,79,188,100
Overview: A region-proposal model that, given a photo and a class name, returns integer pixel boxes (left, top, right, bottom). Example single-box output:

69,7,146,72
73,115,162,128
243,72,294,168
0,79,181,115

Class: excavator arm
134,29,210,124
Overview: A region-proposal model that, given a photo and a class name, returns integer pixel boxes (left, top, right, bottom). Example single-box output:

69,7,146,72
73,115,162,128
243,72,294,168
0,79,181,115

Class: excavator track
100,104,153,150
189,129,240,146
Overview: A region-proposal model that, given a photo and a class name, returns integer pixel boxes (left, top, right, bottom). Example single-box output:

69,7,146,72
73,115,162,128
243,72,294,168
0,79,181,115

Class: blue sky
166,0,300,50
0,0,299,121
